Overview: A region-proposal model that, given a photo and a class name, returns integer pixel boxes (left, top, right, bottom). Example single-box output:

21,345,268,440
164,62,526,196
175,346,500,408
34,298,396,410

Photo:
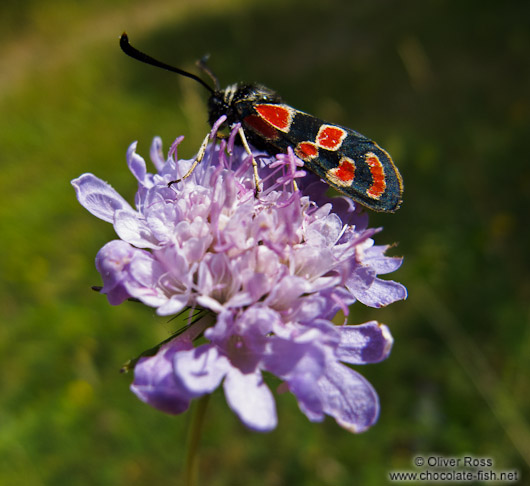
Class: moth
120,33,403,212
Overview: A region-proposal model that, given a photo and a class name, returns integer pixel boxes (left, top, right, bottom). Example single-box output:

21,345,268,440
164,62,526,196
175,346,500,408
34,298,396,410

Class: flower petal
363,245,404,274
173,345,230,395
223,368,277,432
95,240,138,304
319,363,380,433
126,141,148,185
337,321,393,364
72,174,135,223
149,136,166,172
354,278,408,308
130,338,193,414
114,209,160,249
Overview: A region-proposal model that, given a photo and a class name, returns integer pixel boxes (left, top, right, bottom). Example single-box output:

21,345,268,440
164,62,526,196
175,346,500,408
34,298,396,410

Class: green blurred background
1,0,529,484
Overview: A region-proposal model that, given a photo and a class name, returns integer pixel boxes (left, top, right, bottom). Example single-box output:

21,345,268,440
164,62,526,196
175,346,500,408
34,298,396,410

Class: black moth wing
235,96,403,213
305,135,404,213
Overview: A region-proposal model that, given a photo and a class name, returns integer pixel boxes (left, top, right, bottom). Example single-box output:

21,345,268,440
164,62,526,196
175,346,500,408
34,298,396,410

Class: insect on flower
119,33,403,212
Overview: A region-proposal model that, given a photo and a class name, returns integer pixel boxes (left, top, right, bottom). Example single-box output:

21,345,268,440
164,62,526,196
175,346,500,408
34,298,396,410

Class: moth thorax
207,91,234,127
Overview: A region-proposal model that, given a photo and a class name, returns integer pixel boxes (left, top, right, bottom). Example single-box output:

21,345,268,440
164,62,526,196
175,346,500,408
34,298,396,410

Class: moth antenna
196,54,221,91
119,33,215,94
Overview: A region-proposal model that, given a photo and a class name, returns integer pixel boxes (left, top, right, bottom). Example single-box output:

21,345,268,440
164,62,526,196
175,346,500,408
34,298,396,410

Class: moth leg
168,131,210,187
238,126,261,195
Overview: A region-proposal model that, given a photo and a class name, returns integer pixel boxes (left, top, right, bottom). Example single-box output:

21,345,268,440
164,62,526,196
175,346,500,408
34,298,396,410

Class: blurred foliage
1,0,529,484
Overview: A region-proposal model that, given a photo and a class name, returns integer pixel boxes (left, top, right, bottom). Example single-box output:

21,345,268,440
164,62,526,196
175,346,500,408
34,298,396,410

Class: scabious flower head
72,117,406,432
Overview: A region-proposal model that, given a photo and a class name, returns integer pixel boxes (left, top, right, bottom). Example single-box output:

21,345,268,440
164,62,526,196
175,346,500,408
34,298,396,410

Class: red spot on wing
316,125,346,150
334,158,355,182
255,104,292,131
295,142,318,161
244,114,279,140
365,153,386,199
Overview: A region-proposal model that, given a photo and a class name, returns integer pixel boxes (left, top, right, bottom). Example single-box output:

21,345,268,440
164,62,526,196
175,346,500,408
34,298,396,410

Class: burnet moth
120,33,403,212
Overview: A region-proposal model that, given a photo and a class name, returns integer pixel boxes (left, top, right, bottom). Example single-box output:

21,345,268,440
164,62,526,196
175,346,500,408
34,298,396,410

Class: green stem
184,394,210,486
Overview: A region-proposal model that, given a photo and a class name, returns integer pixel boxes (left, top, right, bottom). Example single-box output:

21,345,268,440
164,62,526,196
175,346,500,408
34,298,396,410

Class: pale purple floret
72,119,406,433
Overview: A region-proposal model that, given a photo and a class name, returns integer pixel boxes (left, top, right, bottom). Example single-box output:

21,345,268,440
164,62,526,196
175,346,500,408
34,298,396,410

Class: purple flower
72,119,406,433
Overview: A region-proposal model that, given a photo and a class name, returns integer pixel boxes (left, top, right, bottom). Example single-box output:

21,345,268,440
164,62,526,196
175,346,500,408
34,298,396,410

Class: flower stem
184,394,210,486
